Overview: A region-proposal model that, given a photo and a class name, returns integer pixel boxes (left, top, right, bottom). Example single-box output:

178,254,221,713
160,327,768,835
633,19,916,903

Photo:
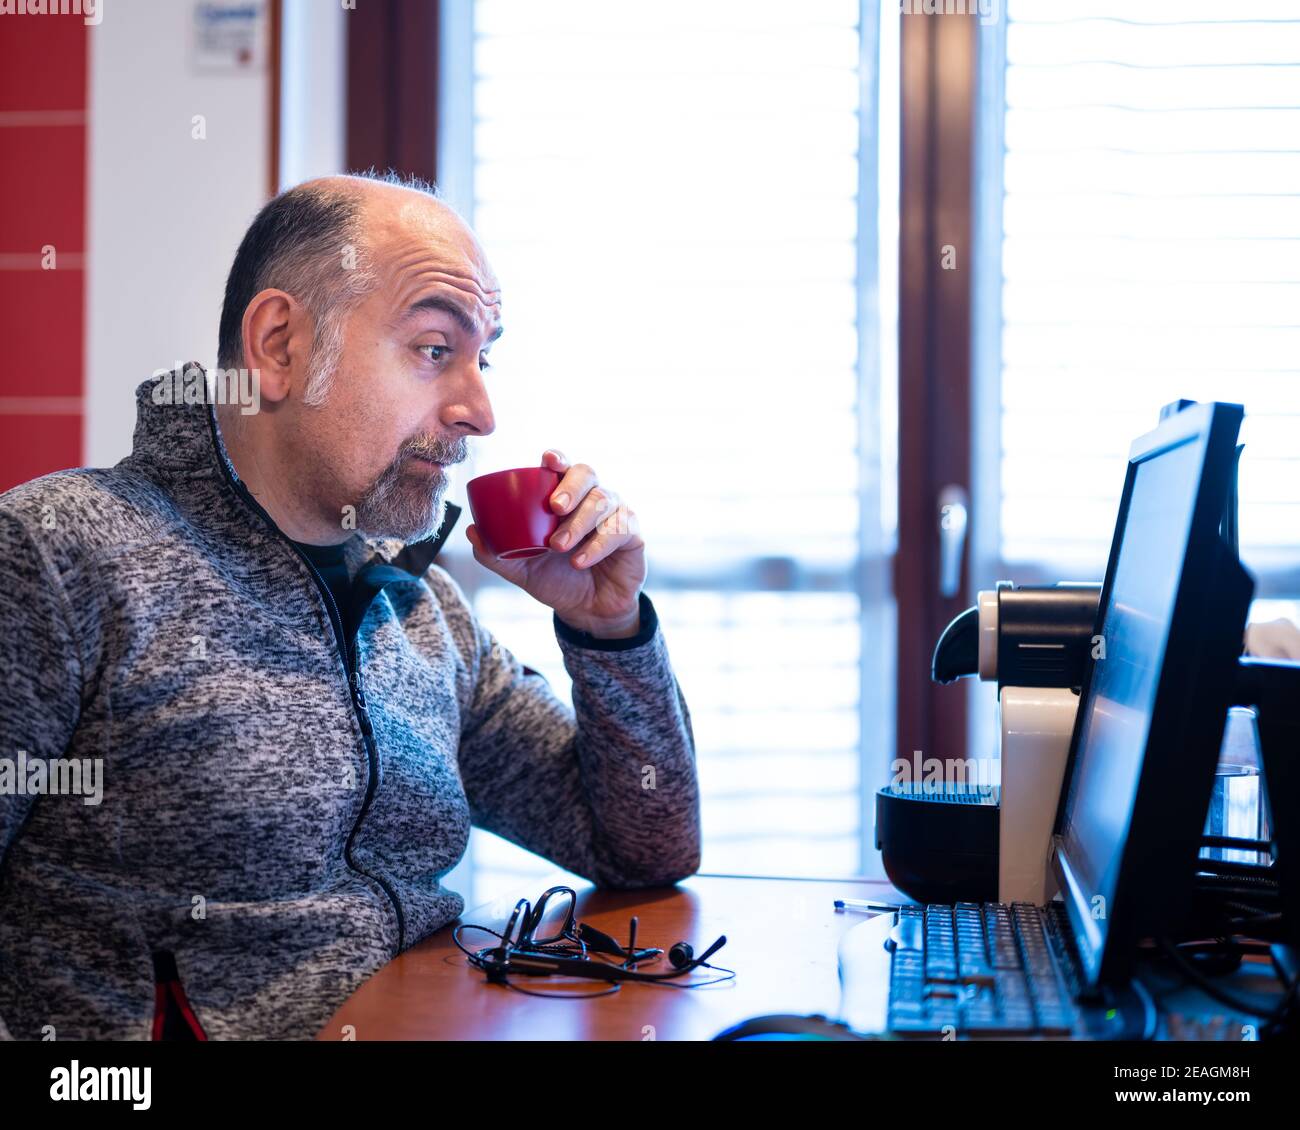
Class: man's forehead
399,291,505,344
362,191,493,272
371,204,502,333
388,260,503,335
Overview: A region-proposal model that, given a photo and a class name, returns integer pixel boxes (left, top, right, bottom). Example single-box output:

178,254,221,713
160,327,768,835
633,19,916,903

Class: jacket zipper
286,544,407,954
205,411,407,954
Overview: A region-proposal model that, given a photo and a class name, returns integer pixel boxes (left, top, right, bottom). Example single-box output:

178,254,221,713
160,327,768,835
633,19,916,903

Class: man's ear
240,288,308,405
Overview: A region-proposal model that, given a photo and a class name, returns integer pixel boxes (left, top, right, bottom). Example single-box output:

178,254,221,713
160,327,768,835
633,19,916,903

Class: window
971,0,1300,758
437,0,898,905
975,0,1300,604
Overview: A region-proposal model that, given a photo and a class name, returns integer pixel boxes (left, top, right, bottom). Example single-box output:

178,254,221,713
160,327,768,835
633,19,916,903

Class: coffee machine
875,581,1100,905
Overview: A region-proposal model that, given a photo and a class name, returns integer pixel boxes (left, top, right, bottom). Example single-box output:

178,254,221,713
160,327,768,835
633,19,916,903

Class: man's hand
465,449,647,638
1245,617,1300,660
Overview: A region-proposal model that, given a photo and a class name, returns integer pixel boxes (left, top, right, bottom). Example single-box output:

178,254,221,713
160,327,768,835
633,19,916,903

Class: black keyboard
886,901,1082,1036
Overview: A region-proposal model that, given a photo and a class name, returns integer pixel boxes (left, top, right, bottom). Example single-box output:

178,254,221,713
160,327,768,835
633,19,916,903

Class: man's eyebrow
402,295,504,343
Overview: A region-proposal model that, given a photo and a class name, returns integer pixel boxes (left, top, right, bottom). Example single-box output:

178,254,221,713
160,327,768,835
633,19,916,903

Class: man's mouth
406,454,456,481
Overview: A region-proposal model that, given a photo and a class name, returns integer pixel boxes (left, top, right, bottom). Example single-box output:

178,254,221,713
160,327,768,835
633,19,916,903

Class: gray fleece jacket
0,366,700,1040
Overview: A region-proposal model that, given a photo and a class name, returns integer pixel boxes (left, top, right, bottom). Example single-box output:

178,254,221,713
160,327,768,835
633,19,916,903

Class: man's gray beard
304,357,467,542
354,455,456,543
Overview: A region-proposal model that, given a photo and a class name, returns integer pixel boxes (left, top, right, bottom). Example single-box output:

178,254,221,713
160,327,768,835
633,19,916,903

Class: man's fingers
550,462,597,514
550,486,618,551
1246,618,1300,660
571,504,636,568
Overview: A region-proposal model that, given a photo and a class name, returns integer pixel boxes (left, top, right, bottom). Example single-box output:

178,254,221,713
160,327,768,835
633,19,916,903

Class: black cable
1170,940,1273,959
489,964,736,997
622,965,737,989
499,978,622,1000
1157,936,1293,1024
1262,970,1300,1040
453,919,735,994
1129,974,1159,1041
1174,937,1244,976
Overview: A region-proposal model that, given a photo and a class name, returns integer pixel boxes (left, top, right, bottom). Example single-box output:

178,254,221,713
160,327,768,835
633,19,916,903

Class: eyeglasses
500,886,580,952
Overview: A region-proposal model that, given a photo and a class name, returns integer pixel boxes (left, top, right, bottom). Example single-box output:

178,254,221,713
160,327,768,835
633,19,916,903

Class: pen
834,898,900,913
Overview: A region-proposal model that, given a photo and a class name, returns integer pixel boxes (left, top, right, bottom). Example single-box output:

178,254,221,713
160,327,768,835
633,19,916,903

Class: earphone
477,935,728,983
453,885,735,993
669,936,728,970
574,920,728,975
575,921,662,962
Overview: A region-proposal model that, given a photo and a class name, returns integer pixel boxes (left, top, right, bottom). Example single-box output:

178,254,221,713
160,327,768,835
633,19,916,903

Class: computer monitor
1051,401,1255,990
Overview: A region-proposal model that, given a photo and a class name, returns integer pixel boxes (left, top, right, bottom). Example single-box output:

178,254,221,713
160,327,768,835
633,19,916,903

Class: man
0,173,701,1040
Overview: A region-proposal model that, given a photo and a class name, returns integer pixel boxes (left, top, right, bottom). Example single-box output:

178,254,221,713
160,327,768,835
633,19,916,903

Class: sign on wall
190,0,266,71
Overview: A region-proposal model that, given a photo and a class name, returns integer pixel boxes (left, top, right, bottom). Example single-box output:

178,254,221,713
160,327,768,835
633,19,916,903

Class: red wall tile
0,125,86,252
0,412,82,492
0,11,88,112
0,267,84,398
1,8,89,488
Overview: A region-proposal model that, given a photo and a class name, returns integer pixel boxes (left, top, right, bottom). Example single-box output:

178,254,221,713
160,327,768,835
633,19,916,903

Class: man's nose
440,358,496,438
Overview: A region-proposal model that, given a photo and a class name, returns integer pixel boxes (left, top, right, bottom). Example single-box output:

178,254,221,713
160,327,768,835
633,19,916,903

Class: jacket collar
129,365,461,577
368,504,462,578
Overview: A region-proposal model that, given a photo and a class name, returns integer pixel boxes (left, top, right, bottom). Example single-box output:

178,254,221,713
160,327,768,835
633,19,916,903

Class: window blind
994,0,1300,587
451,0,887,896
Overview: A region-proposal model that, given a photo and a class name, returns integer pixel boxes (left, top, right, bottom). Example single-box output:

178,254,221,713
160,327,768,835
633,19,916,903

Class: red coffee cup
465,466,563,560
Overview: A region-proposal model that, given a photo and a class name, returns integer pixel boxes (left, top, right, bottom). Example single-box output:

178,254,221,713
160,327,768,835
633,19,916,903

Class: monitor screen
1058,436,1203,926
1052,401,1252,988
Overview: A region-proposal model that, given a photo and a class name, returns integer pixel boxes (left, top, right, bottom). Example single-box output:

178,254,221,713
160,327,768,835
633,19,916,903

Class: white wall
86,0,270,466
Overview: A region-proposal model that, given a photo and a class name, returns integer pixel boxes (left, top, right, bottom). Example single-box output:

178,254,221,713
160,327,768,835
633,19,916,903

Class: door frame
895,8,979,771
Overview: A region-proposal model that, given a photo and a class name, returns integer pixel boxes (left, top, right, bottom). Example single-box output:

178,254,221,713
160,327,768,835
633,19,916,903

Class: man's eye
418,344,450,363
479,355,492,371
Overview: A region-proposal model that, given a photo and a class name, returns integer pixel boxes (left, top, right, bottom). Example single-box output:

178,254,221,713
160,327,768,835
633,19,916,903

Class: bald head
212,170,502,545
217,171,493,405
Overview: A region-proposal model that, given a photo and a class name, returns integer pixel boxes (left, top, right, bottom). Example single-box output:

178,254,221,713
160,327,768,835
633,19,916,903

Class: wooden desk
316,873,901,1040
